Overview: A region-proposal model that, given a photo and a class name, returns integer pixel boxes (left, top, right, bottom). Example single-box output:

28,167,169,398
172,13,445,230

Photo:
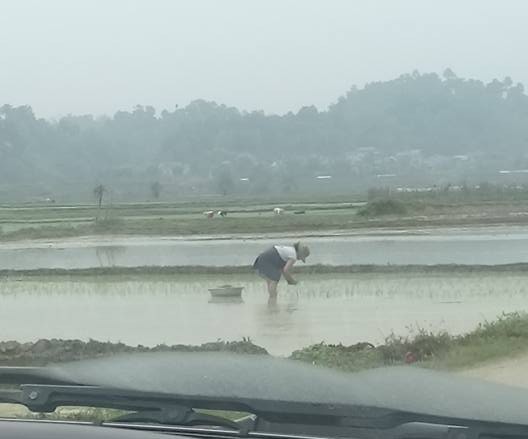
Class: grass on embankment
4,210,528,241
290,312,528,372
0,312,526,373
0,211,362,240
0,210,362,240
4,195,528,241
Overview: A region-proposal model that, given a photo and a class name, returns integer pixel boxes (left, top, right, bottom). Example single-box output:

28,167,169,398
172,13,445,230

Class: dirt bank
0,339,268,366
461,354,528,389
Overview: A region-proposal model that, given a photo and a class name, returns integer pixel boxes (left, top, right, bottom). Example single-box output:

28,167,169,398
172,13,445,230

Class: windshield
2,0,528,433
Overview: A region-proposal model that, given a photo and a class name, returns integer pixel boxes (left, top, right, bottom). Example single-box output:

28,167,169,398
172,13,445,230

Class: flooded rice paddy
3,227,528,269
1,272,527,356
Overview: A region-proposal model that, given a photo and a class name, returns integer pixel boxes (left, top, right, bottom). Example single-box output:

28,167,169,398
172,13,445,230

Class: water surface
3,226,528,269
1,273,526,355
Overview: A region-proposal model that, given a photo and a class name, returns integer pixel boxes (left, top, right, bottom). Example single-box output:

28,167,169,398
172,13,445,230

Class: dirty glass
1,0,528,429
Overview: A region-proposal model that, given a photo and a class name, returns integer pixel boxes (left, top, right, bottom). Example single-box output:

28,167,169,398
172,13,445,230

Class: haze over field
2,0,528,200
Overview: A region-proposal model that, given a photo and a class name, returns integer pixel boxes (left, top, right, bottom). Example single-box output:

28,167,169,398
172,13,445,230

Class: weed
290,312,528,372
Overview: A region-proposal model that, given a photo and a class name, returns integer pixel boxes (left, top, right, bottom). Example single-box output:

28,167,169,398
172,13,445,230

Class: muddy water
3,226,528,269
1,273,527,356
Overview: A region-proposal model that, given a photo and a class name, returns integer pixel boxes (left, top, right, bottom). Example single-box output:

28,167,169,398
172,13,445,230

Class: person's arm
282,259,297,285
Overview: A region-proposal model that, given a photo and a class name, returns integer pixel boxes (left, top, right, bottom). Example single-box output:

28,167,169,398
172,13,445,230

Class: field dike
1,312,527,372
3,263,528,278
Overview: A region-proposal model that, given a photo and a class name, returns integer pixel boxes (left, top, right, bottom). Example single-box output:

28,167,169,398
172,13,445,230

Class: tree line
1,69,527,200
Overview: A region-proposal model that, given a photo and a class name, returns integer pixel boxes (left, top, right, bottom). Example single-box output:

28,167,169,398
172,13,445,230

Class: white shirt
274,245,297,262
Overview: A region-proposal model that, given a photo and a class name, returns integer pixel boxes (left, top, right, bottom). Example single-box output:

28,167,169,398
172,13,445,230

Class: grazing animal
273,207,284,215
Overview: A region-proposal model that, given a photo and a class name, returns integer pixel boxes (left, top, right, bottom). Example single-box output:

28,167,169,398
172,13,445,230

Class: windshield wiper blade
2,381,528,438
0,382,398,424
0,384,253,431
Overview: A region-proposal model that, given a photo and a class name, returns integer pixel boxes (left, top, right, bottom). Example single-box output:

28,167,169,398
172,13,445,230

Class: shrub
462,312,528,341
380,329,452,362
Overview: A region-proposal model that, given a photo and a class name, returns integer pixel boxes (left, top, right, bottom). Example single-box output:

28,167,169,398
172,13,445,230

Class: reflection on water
1,273,528,355
95,246,126,267
208,297,244,305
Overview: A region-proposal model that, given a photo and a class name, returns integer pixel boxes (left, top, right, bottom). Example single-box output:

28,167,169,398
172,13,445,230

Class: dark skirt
253,246,286,282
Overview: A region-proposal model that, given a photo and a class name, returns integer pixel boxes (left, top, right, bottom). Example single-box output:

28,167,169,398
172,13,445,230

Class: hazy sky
1,0,526,118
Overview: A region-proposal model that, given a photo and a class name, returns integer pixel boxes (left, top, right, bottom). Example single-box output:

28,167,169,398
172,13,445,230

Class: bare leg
267,296,278,309
266,279,278,298
266,280,278,309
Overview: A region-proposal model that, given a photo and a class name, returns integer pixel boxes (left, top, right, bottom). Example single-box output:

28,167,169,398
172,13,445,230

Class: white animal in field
203,210,215,218
273,207,284,215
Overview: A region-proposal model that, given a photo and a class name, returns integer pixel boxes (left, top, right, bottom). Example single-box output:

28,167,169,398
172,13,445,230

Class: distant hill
2,70,528,201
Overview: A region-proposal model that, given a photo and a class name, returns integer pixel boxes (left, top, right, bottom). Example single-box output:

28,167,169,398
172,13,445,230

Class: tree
93,184,106,210
150,181,162,199
442,68,457,80
214,167,234,196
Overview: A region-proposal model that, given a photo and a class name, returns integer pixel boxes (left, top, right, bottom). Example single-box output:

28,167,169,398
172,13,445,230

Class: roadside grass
425,337,528,370
427,312,528,369
289,312,528,372
289,342,385,372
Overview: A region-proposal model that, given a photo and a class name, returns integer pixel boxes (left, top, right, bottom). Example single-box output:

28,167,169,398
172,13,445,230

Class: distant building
499,169,528,174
